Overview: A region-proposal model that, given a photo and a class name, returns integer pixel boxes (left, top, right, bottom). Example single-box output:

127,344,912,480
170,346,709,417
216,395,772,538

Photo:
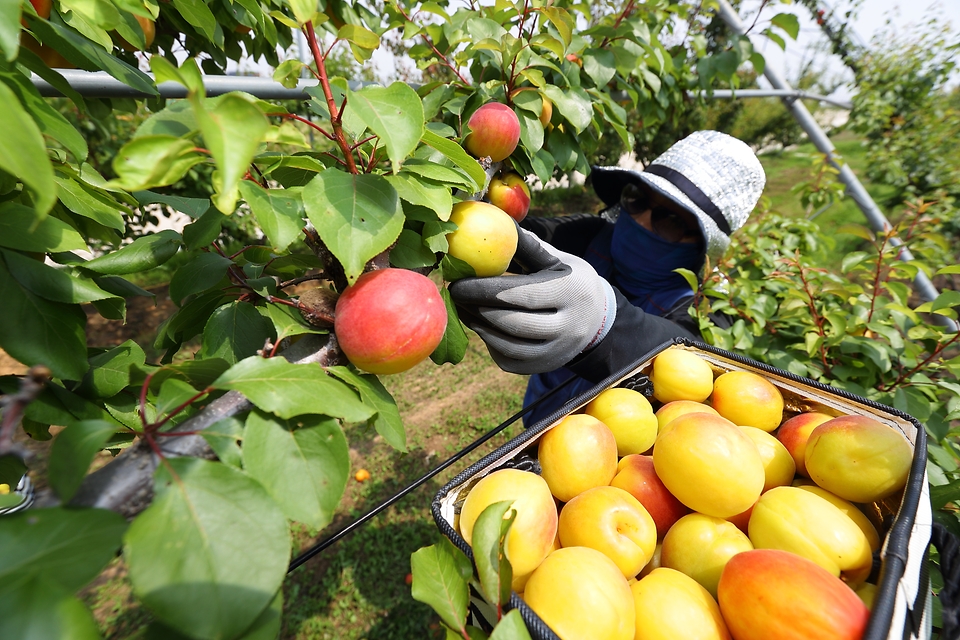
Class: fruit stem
304,21,359,174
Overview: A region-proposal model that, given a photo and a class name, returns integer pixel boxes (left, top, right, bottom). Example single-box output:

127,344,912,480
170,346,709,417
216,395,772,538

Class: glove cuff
582,278,618,352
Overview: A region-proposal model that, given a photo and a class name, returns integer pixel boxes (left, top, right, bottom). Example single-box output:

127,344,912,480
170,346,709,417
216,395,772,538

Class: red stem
880,332,960,392
395,4,470,85
139,371,157,431
267,112,336,141
304,22,359,174
793,256,832,375
599,0,636,49
866,233,890,324
149,388,214,434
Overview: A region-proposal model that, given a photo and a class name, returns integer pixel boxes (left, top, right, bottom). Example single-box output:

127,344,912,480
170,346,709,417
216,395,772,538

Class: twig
280,274,326,289
267,112,336,141
304,22,359,174
395,3,470,85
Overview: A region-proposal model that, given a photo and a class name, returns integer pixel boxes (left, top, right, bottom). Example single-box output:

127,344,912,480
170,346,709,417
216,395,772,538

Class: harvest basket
431,338,934,640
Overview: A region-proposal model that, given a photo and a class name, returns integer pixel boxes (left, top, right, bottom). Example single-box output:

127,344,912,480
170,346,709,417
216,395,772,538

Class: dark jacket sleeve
565,289,697,383
520,214,608,257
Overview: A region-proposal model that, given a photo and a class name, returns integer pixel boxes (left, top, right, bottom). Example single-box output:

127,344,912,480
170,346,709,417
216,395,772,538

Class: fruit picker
450,131,767,426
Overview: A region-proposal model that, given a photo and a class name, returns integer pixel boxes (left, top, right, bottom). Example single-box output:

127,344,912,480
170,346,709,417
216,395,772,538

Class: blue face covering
608,207,705,315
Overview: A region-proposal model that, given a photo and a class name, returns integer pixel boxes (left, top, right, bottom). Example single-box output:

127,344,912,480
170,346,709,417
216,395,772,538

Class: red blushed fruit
718,549,869,640
610,454,689,540
463,103,521,162
487,172,531,222
777,412,832,477
334,269,447,375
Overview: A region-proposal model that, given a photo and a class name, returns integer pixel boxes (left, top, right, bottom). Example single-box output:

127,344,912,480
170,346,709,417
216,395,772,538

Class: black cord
287,374,581,572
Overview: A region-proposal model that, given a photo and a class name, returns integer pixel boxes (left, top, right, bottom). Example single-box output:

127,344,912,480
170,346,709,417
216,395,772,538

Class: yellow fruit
584,388,658,456
445,201,518,278
711,371,784,432
459,469,558,591
538,414,618,503
632,568,732,640
738,426,796,493
660,513,754,598
650,349,714,404
655,400,719,435
524,546,635,640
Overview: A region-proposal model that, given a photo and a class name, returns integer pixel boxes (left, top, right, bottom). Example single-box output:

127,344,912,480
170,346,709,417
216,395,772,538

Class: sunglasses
620,183,701,244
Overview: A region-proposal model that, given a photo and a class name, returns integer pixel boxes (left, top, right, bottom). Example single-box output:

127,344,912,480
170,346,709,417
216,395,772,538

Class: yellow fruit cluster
456,348,914,640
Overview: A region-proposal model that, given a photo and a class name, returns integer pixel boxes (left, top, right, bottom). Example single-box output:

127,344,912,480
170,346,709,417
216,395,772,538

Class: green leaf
541,85,592,133
0,507,127,591
134,191,211,219
0,70,87,160
836,223,875,242
201,417,244,469
272,59,305,89
421,129,485,192
172,0,216,40
182,207,223,251
194,94,270,214
285,0,315,25
770,12,800,40
242,411,349,529
932,290,960,313
212,355,374,421
81,230,181,275
439,253,476,282
327,366,406,451
473,501,515,607
149,56,204,95
0,575,101,640
338,23,380,49
28,18,157,96
0,82,56,215
2,249,116,304
582,48,616,87
516,109,544,155
539,7,573,47
401,158,475,191
124,457,291,640
54,176,126,231
150,358,231,390
0,257,88,380
110,135,205,191
936,265,960,276
841,251,871,273
259,302,326,341
199,302,275,365
238,181,305,251
302,171,404,285
390,228,437,269
0,453,27,486
77,339,145,399
154,378,199,420
48,420,118,502
0,0,21,62
387,173,452,220
490,609,532,640
930,479,960,511
169,252,233,305
349,83,424,173
411,537,472,633
430,288,468,365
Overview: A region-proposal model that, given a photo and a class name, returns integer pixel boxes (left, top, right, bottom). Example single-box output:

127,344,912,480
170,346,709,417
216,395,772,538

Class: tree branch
34,334,346,518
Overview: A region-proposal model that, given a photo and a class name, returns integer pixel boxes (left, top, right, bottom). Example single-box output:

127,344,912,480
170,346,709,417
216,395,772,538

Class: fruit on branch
462,102,521,162
610,454,689,539
803,414,912,503
509,87,553,127
776,412,833,477
711,370,784,431
538,414,618,502
738,426,796,493
20,33,74,68
458,468,558,591
557,485,657,578
660,513,753,598
654,400,719,434
748,486,873,585
334,268,447,375
718,549,869,640
486,172,531,222
632,568,731,640
445,201,518,278
653,412,764,518
650,349,714,404
23,0,51,23
584,387,658,456
523,546,636,640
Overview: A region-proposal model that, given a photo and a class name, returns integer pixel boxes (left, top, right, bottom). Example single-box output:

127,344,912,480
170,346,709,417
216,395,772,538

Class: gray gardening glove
448,226,617,374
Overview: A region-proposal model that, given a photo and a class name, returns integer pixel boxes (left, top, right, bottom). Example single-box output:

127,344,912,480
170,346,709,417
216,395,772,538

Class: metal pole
715,0,957,331
705,89,853,110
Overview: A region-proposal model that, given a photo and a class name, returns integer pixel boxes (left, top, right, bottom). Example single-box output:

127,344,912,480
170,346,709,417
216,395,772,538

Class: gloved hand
448,226,617,374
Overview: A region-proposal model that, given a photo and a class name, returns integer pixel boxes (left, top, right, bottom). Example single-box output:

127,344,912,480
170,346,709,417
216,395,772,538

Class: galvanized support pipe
715,0,957,331
705,88,853,110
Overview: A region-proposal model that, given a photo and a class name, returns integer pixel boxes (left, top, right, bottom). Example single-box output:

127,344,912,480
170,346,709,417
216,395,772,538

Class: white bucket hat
590,130,766,262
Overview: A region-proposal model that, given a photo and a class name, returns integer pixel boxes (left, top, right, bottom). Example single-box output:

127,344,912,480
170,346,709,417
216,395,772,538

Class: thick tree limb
34,333,345,517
